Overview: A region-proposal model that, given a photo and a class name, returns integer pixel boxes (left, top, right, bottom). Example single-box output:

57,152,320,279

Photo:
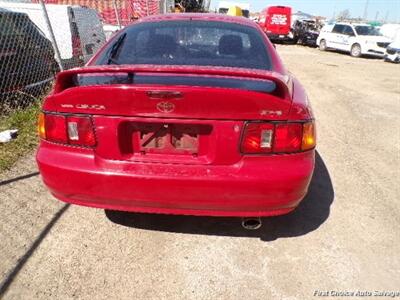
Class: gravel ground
0,45,399,300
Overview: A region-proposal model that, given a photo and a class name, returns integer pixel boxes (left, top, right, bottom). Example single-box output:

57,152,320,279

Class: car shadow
327,49,383,60
105,151,334,241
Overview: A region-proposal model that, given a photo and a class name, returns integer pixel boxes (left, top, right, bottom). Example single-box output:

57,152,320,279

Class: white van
317,22,392,58
0,2,106,68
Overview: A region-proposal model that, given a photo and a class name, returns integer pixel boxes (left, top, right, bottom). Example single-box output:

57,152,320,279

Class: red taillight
67,116,96,147
273,123,303,153
241,121,316,154
39,113,96,147
241,123,274,153
45,114,67,144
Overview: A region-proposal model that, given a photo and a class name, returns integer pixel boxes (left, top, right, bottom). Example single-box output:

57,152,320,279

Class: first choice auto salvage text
314,290,400,298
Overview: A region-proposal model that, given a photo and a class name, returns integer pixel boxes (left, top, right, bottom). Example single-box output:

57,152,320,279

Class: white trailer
0,1,106,67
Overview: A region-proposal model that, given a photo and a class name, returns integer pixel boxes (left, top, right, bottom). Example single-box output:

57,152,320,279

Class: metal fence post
38,0,64,71
112,0,122,29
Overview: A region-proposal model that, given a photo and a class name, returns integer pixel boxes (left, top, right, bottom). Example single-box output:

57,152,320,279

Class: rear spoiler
54,65,293,100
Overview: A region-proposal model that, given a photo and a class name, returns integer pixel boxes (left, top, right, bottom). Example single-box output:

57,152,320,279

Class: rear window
95,20,271,70
355,26,381,36
0,14,20,38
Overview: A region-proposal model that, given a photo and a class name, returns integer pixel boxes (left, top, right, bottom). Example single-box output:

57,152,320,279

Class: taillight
241,121,316,154
301,122,316,150
38,113,96,147
66,116,96,147
241,123,274,153
274,123,303,153
38,112,46,139
44,114,68,144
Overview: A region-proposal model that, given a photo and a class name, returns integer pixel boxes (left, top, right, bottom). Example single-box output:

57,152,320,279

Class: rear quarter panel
289,75,314,120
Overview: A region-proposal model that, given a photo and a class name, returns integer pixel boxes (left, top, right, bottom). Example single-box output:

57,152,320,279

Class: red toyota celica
37,13,316,228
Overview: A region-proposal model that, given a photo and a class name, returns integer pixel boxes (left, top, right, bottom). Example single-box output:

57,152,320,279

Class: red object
43,114,67,144
241,123,275,154
33,0,160,25
37,14,315,217
41,114,96,147
258,6,292,40
273,123,303,153
66,116,96,147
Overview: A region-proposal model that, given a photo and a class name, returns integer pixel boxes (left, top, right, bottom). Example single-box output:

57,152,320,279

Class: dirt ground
1,45,399,300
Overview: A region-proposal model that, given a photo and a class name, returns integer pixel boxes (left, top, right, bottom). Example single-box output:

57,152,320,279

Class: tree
337,9,351,21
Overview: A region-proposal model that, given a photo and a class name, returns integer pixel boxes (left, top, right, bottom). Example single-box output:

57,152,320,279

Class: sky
209,0,400,23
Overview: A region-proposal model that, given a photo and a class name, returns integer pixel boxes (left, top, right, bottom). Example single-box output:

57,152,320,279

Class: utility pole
363,0,369,21
112,0,122,29
39,0,64,70
384,11,389,23
375,11,379,21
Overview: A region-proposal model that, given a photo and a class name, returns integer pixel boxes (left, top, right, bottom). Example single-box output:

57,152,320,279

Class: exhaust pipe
241,217,262,230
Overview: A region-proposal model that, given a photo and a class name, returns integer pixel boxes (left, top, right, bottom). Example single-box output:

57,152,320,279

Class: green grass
0,103,41,172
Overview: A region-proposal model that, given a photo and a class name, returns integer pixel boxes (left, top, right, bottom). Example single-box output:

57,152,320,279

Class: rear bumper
37,142,315,217
267,34,292,41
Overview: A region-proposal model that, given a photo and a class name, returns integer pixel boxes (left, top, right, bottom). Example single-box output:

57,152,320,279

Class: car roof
334,22,370,27
136,13,259,29
0,7,26,16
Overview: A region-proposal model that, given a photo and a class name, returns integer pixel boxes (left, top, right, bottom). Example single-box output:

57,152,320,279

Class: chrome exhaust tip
241,217,262,230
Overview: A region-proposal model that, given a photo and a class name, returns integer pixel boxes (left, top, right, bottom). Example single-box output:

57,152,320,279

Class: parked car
0,9,58,99
384,38,400,63
37,13,316,228
258,6,292,42
317,22,392,57
292,19,321,46
0,2,106,68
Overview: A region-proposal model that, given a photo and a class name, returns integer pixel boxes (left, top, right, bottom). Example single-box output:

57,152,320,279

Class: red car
37,13,316,227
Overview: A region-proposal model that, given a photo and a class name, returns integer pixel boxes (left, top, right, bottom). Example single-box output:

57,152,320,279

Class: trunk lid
45,65,293,120
43,66,293,165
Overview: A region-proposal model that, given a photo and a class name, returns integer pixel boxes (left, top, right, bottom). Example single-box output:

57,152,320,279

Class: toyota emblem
156,101,175,113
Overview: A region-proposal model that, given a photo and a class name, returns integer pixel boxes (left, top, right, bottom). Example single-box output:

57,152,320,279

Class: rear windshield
0,14,20,38
95,20,271,70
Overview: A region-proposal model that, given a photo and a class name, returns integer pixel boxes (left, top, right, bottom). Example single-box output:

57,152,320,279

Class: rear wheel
350,43,362,57
319,39,327,51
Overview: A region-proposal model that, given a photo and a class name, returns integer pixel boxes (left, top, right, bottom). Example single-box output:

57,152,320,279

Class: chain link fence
0,0,211,173
0,0,164,115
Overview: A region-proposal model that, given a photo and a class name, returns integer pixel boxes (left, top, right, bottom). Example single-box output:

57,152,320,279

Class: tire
350,43,362,57
319,39,327,51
